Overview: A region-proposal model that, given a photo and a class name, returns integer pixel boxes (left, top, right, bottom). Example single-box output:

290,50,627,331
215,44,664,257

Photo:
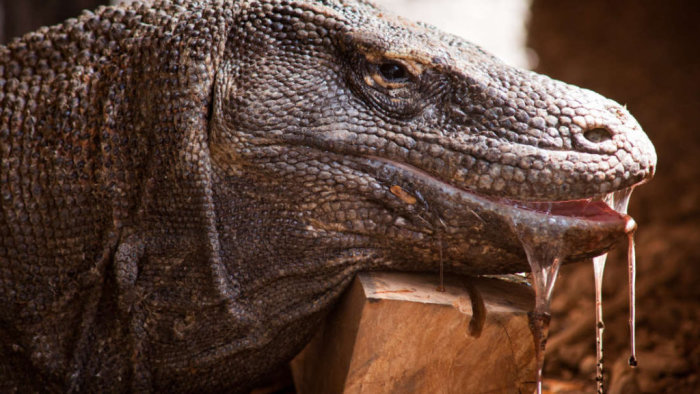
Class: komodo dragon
0,0,656,391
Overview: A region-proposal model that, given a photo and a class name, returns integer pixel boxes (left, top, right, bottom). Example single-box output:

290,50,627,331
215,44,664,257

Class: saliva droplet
510,220,565,394
612,188,638,368
592,253,607,394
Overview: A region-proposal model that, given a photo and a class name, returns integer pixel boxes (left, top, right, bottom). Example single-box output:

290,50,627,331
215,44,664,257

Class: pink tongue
513,199,628,222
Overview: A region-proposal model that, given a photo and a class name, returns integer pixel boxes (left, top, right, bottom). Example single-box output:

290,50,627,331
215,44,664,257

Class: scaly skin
0,0,655,391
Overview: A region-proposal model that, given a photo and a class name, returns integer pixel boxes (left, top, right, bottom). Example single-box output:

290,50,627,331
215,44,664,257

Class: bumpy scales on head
0,0,655,391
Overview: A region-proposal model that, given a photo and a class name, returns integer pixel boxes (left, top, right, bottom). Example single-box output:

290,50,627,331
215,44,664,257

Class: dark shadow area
0,0,106,43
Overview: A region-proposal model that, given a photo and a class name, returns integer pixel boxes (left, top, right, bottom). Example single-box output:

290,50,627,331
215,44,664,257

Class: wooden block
291,272,537,394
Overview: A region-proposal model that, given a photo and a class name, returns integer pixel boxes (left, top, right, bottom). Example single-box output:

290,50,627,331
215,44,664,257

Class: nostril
583,127,613,143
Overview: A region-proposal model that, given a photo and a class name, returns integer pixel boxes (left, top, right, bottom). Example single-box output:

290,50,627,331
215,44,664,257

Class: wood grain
291,272,538,393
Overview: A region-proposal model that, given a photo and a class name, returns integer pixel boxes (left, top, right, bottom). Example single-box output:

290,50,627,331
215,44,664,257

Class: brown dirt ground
529,0,700,392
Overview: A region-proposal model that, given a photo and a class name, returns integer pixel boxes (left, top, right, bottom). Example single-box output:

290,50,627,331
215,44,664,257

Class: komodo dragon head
204,0,656,278
184,0,655,384
0,0,656,390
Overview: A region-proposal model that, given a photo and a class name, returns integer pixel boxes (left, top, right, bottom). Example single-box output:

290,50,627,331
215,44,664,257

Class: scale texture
0,0,655,391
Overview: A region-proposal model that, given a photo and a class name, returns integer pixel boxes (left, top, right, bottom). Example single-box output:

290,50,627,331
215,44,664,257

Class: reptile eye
378,61,409,83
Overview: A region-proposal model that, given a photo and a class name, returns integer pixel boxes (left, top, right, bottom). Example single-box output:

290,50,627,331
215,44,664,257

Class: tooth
612,187,634,214
603,192,615,206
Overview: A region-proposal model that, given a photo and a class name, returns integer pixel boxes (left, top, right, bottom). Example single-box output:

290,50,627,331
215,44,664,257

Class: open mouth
362,154,637,264
503,195,636,230
365,154,636,223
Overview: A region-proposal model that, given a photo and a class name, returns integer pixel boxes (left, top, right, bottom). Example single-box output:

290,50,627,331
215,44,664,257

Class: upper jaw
438,67,658,202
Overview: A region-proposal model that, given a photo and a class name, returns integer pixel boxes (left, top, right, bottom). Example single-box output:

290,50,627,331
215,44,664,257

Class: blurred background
1,0,697,392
